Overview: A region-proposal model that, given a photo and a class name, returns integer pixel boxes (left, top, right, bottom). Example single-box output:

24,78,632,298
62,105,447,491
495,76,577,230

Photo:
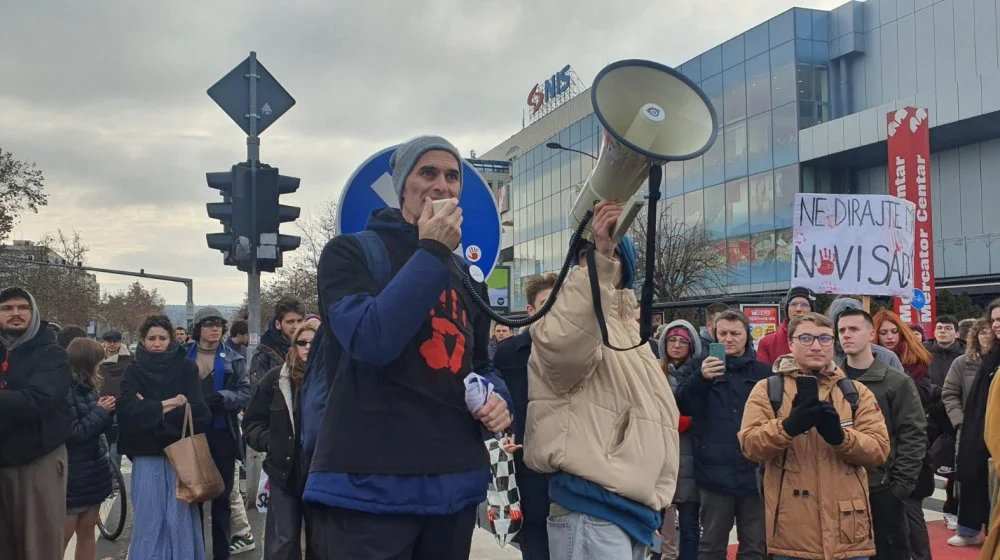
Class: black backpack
765,375,860,419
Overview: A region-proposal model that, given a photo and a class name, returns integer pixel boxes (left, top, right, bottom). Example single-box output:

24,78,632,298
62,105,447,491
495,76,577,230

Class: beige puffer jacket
523,251,680,511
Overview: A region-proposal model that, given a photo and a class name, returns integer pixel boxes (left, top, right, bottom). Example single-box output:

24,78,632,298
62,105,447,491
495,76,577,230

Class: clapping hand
812,402,845,446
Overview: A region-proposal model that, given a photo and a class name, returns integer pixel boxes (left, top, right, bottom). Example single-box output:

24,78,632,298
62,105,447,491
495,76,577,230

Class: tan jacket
738,357,890,560
523,252,680,511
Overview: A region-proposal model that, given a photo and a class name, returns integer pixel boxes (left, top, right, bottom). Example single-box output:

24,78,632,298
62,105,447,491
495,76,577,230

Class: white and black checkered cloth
485,437,523,547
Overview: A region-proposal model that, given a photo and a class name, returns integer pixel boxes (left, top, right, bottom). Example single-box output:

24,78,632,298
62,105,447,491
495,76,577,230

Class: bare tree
0,230,100,326
629,205,730,303
99,281,166,340
0,148,47,243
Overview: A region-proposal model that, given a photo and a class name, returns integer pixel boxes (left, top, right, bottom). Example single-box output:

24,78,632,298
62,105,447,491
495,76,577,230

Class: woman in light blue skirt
116,315,213,560
129,456,205,560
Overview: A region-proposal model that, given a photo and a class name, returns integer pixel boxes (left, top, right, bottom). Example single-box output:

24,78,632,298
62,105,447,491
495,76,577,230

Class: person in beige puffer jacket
524,202,680,560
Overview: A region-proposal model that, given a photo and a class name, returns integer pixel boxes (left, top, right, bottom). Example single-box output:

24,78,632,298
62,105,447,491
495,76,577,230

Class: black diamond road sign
207,55,295,136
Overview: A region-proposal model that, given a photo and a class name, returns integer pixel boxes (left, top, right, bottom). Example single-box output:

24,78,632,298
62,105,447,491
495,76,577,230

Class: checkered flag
484,436,522,547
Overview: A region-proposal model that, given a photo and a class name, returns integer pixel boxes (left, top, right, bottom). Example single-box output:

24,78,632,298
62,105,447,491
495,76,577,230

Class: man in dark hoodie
0,287,73,560
250,297,304,386
305,136,512,560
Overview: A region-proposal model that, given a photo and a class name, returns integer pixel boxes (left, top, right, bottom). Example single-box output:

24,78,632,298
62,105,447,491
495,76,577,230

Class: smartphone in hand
795,375,819,403
709,343,726,362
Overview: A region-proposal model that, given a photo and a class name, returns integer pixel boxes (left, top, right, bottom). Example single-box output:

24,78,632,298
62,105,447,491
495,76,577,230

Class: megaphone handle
639,164,663,342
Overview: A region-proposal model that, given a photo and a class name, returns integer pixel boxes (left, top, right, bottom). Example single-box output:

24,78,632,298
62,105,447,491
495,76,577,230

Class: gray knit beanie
194,306,225,326
389,136,464,204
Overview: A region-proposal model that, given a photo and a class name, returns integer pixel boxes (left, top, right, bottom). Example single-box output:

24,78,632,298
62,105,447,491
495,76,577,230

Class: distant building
0,239,100,295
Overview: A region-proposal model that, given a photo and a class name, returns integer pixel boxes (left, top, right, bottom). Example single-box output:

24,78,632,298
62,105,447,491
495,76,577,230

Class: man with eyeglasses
757,286,815,366
188,306,251,560
836,308,927,560
0,287,73,560
739,312,889,560
675,308,770,559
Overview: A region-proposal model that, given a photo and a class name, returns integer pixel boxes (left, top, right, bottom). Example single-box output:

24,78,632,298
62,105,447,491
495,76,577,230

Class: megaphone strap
585,248,645,353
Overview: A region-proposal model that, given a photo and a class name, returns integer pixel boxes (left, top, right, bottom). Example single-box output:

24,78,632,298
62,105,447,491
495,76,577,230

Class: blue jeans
675,503,699,560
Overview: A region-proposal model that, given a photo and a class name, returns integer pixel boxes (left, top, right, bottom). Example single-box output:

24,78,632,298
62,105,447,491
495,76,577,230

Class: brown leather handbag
164,403,225,504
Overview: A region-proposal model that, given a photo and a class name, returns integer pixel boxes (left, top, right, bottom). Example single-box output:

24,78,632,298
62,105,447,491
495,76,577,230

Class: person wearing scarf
243,322,318,559
187,307,251,560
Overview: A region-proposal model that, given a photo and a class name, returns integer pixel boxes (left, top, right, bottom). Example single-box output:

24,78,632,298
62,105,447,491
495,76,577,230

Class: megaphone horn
570,59,718,243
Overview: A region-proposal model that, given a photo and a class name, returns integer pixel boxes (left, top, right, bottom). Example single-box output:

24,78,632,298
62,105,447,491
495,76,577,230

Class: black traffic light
205,164,254,271
254,165,301,273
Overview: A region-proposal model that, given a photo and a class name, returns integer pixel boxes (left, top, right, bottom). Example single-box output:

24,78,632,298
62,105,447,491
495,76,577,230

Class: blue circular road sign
911,289,926,310
336,146,501,280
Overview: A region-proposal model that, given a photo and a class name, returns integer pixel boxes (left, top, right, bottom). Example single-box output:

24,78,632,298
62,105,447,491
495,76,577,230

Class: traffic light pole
246,52,262,359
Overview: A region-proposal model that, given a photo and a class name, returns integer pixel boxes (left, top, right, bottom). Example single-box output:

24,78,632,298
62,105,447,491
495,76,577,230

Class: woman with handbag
117,314,212,560
242,322,316,559
63,337,115,560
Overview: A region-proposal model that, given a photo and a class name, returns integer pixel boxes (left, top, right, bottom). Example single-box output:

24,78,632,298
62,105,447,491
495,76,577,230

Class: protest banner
791,193,917,296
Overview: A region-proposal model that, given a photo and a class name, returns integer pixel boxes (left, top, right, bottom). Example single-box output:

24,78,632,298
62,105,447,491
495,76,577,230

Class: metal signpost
206,52,297,355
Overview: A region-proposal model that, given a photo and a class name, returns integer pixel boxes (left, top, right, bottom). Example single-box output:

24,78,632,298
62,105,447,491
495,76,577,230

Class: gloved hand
813,402,845,446
207,393,225,410
782,396,820,437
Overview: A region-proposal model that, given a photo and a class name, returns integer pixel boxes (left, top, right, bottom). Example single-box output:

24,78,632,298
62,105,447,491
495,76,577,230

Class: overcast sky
0,0,843,305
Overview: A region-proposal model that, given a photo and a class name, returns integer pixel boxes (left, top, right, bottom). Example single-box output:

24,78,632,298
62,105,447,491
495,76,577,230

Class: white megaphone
570,60,718,243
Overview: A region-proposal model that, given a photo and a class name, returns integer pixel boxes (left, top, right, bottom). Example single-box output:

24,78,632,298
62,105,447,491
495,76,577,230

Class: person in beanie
187,306,251,560
657,320,701,560
305,135,512,560
0,287,73,560
525,202,680,559
756,286,815,366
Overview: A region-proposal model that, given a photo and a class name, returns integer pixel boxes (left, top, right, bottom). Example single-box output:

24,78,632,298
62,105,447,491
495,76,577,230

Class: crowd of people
5,133,1000,560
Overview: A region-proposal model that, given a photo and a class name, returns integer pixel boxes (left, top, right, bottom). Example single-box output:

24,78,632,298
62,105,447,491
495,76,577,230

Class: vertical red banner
887,107,935,332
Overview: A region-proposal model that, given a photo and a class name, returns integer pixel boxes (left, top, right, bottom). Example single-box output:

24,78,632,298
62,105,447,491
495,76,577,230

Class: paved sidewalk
471,528,522,559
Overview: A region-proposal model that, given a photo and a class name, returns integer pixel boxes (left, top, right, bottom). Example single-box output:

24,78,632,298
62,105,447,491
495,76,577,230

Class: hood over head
658,319,702,363
0,287,41,351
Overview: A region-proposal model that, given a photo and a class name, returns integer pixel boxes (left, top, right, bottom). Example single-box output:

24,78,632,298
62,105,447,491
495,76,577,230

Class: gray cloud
1,0,842,304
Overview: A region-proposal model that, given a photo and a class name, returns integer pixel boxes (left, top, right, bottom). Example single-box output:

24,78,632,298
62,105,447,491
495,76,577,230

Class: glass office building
483,0,1000,311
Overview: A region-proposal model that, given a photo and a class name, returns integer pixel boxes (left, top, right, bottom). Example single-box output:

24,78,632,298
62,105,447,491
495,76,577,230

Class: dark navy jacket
303,209,510,515
65,380,113,509
675,332,770,496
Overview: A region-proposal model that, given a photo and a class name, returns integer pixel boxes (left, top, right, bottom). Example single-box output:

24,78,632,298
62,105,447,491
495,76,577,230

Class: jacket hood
825,297,862,324
0,288,42,351
365,208,417,236
658,319,702,364
699,326,714,342
773,354,841,379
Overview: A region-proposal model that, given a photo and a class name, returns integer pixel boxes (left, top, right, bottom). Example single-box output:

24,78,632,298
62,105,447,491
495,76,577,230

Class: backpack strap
766,375,784,416
350,230,392,292
837,378,859,421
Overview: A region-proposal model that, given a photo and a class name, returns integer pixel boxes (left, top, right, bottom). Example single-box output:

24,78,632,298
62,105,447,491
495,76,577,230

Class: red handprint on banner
419,288,468,374
817,248,835,276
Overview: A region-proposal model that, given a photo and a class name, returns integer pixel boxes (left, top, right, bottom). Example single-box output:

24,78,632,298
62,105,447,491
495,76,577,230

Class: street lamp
545,142,597,160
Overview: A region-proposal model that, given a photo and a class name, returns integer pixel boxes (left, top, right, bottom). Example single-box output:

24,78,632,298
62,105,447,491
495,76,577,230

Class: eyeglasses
0,305,31,314
666,337,690,347
788,302,812,310
934,325,955,332
793,334,835,347
295,339,312,347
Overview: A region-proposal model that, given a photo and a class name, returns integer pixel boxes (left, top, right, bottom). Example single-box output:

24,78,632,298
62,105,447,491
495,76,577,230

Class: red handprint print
419,288,469,374
816,248,835,276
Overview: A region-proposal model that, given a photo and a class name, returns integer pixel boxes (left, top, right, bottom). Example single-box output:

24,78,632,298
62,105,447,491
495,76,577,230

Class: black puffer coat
65,380,113,509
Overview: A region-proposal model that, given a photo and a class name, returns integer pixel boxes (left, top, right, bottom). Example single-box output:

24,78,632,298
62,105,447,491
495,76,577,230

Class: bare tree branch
0,148,47,243
629,203,730,303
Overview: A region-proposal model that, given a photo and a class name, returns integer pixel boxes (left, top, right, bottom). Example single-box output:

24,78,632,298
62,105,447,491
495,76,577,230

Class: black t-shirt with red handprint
313,209,494,476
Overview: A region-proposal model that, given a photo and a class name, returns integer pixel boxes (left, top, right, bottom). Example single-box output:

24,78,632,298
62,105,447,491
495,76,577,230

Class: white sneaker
945,513,958,530
947,534,983,547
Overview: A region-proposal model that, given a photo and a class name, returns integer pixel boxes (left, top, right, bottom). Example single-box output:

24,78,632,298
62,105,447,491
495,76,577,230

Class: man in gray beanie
307,136,513,559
